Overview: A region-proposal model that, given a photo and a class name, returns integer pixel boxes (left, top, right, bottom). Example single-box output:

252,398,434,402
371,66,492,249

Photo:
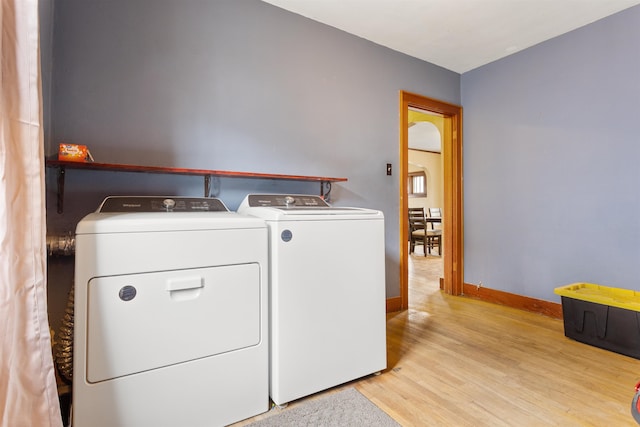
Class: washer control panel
246,194,330,208
98,196,229,212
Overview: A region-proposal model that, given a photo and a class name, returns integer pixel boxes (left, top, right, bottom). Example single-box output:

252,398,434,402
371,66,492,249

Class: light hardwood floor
234,253,640,426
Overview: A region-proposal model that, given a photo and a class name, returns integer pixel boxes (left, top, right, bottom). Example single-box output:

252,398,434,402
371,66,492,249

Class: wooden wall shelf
46,160,347,213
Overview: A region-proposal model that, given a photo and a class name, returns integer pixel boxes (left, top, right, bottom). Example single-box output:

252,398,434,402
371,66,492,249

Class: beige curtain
0,0,62,426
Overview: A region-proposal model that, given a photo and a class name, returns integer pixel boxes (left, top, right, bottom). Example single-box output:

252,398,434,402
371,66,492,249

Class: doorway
399,91,463,310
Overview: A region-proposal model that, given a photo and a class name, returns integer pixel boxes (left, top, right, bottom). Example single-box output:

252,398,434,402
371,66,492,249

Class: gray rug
247,388,400,427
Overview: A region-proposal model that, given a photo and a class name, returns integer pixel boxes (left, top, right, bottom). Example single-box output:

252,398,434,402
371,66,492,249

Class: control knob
162,198,176,211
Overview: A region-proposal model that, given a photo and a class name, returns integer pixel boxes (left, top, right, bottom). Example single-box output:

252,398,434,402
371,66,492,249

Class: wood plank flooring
233,253,640,426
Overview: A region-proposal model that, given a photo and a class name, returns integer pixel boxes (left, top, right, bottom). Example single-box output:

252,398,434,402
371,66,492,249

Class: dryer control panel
98,196,229,213
245,194,330,208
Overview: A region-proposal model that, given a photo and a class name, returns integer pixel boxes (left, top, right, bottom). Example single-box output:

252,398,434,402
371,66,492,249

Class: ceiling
261,0,640,73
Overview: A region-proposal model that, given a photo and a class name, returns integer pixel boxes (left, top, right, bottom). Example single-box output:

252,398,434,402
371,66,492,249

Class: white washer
73,196,269,427
237,194,386,406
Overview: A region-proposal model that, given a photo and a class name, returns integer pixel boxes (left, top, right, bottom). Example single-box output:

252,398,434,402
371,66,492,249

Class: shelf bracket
320,181,332,202
204,175,211,198
56,166,66,214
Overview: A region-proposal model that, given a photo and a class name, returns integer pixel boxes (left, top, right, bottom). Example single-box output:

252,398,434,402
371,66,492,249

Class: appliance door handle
166,276,204,292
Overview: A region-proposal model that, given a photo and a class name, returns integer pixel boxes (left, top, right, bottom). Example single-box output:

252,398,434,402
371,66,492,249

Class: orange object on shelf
58,143,93,162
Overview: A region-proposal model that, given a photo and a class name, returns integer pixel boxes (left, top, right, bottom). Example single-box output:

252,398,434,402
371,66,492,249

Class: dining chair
428,207,442,231
409,207,441,256
408,207,423,245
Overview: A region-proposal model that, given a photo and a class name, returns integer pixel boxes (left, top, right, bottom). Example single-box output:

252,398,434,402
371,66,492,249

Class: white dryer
237,194,386,406
73,197,269,427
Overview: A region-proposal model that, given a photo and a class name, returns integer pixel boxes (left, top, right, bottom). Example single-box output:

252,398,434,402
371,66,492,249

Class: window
408,171,426,197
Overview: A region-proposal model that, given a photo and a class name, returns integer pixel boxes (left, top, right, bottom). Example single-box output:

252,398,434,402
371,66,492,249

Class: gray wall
44,0,640,323
43,0,461,327
461,5,640,302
